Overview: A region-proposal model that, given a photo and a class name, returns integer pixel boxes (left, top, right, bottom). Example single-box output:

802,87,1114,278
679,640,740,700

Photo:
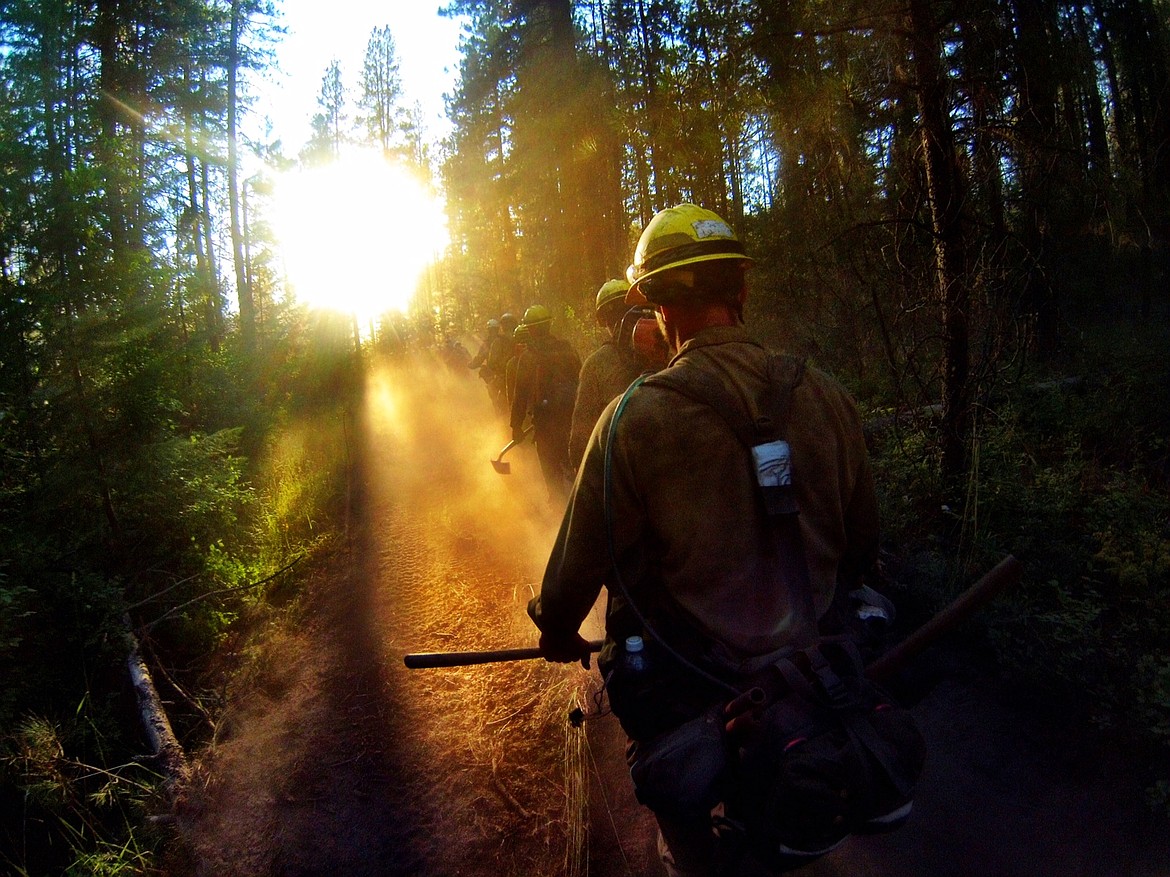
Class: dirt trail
174,353,1168,877
175,354,658,876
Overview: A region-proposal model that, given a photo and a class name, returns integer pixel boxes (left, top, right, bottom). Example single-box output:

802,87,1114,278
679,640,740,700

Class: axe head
491,458,511,475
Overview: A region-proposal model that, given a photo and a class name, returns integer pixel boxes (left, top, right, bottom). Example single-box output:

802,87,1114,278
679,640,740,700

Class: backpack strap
640,353,818,648
640,354,804,445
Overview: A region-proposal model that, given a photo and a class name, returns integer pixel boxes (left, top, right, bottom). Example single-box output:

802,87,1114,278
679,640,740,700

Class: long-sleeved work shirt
528,325,878,666
510,333,580,431
568,340,644,469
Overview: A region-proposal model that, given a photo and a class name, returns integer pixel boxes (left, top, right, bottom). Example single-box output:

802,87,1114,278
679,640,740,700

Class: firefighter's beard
655,310,676,357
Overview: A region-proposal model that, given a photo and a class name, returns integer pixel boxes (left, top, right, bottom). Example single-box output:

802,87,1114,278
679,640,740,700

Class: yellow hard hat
521,304,552,326
595,278,631,313
625,204,752,305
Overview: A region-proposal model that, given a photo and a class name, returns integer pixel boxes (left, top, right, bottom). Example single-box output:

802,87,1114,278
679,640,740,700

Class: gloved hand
538,631,593,670
512,424,527,444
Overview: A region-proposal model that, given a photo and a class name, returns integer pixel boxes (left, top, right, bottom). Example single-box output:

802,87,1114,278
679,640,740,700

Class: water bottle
622,635,648,676
614,635,657,740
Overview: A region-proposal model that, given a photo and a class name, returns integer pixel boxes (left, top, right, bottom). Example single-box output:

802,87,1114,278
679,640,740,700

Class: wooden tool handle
866,554,1022,683
404,639,603,669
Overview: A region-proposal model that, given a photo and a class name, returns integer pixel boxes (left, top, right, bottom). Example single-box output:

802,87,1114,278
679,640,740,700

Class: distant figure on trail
509,304,581,503
468,318,499,371
498,311,520,345
505,321,528,407
569,278,668,468
440,333,471,372
468,318,506,411
527,204,887,876
485,312,519,416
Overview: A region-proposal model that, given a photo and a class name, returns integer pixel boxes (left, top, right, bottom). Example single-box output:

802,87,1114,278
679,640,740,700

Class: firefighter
509,304,581,503
468,318,505,411
481,313,518,417
526,204,879,876
568,279,654,468
505,321,528,407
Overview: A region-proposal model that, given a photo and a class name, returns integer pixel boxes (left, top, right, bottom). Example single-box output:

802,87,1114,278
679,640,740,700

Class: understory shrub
872,330,1170,764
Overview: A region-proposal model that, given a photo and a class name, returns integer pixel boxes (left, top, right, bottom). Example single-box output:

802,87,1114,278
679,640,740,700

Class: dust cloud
175,345,647,877
362,348,606,647
352,347,641,876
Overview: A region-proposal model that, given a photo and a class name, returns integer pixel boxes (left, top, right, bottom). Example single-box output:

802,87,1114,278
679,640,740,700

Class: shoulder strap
604,377,739,695
641,353,819,648
641,353,804,443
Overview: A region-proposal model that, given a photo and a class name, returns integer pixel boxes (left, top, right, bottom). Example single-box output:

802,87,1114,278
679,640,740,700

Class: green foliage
874,327,1170,757
0,575,34,659
253,426,346,557
1,0,352,869
0,323,355,872
127,428,254,567
869,426,945,548
2,711,162,876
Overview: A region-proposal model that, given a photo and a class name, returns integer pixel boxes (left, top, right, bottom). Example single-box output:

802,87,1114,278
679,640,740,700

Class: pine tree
359,25,405,153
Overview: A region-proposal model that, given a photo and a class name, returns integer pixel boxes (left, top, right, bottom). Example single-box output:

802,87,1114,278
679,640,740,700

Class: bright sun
273,150,448,322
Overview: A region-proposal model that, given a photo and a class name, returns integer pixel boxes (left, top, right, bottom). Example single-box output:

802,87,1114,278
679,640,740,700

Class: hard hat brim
625,252,754,305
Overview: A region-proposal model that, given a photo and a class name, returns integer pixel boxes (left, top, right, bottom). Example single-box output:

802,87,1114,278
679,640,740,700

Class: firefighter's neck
657,297,743,352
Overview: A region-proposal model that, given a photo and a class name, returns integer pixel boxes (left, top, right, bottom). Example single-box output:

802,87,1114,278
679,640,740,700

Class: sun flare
273,150,448,322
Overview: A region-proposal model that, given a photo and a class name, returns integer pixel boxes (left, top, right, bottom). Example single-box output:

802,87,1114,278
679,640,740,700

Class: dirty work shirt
510,334,581,432
511,333,582,498
529,325,878,663
569,341,645,469
485,334,516,379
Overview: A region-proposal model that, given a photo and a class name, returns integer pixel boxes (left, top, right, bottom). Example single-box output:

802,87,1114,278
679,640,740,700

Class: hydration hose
603,377,740,696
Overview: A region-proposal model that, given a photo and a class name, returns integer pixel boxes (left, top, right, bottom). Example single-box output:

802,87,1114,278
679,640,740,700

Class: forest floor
168,351,1169,877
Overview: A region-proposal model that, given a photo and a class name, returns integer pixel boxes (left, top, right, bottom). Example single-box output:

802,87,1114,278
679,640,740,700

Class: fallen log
123,613,189,793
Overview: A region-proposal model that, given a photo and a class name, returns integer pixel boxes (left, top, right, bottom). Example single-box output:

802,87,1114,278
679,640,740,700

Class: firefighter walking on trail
509,304,581,503
569,278,656,468
468,318,506,412
527,204,883,876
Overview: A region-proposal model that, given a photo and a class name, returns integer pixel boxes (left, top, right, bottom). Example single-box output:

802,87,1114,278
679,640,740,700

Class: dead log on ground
123,613,189,794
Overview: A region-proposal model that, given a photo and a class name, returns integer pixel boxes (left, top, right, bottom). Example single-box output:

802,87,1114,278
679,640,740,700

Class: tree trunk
1013,0,1062,359
228,0,255,350
200,153,224,352
636,0,674,205
1072,5,1111,178
907,0,971,481
94,0,129,259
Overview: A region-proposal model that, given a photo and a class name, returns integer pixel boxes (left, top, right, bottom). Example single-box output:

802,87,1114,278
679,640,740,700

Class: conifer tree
359,25,405,153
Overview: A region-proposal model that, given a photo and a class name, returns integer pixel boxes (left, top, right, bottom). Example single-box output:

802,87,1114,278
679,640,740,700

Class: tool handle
866,554,1022,683
404,639,603,669
492,425,535,462
405,557,1019,675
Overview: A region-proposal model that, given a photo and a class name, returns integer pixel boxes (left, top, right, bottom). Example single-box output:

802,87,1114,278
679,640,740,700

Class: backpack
533,337,580,413
608,353,925,871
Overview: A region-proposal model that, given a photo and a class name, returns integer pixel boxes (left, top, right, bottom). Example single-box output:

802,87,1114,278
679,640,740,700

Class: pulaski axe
404,555,1023,674
491,425,533,475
